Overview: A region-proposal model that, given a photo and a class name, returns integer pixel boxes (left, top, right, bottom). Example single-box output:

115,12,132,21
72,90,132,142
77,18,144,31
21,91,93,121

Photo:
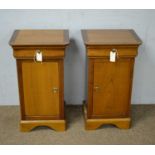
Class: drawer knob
94,86,100,91
52,87,59,93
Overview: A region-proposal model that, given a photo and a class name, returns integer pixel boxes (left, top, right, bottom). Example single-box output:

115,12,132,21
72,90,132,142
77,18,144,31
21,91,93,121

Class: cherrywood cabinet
82,29,142,130
10,30,69,132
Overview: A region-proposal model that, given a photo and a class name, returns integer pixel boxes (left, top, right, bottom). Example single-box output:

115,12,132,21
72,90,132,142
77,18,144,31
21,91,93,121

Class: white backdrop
0,9,155,105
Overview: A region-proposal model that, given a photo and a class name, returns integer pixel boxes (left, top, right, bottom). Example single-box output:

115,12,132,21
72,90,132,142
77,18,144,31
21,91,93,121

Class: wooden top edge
9,29,69,47
129,29,142,45
81,29,142,46
9,30,19,46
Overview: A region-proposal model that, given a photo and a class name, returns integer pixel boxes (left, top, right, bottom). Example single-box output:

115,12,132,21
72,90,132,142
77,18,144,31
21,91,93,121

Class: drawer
87,47,138,58
13,48,65,59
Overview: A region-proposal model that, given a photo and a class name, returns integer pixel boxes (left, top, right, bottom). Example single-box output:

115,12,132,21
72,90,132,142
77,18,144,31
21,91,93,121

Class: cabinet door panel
22,61,60,117
92,58,133,118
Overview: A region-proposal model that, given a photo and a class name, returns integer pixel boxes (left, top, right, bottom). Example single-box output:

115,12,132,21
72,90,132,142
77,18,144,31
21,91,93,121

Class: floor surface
0,105,155,144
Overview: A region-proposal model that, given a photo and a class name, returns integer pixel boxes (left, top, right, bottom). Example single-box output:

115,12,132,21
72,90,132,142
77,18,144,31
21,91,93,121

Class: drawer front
91,58,134,118
14,48,64,59
87,47,138,58
18,60,62,119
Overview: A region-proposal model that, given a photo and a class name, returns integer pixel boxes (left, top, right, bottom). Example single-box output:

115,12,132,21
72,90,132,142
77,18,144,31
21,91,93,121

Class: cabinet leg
20,123,35,132
114,121,130,129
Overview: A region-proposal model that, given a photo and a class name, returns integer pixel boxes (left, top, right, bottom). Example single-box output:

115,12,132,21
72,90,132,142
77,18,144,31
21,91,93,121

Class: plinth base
20,120,66,132
84,105,131,130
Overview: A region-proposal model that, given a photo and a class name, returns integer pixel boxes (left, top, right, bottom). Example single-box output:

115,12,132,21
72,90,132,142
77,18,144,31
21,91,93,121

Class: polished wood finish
87,47,138,57
20,120,66,132
13,49,65,59
10,30,69,48
10,30,69,132
82,29,142,130
81,29,141,46
22,61,60,117
84,104,130,130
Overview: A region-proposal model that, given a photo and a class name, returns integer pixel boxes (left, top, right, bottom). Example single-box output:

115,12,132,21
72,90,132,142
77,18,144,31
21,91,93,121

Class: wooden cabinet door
92,58,134,118
20,60,61,119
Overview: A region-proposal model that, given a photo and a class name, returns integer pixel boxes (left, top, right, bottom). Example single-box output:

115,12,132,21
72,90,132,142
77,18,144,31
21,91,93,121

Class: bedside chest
82,29,142,130
10,30,69,132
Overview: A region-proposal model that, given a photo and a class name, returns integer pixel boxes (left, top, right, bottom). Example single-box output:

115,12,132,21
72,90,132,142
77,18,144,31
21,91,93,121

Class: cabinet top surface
10,30,69,47
81,29,142,46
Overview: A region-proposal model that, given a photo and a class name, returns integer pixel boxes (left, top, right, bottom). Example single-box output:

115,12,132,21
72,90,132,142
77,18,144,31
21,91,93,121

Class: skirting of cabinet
83,104,131,130
20,120,66,132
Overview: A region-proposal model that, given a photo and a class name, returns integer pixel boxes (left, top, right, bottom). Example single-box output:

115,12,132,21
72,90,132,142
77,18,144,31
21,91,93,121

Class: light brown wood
87,47,138,57
10,30,69,132
10,30,69,48
92,58,134,118
82,29,142,130
22,61,60,117
84,105,131,130
82,29,142,46
13,49,65,59
20,120,66,132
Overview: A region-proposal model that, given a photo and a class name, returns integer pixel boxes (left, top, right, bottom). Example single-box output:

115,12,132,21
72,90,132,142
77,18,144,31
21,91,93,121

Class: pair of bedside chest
10,29,142,132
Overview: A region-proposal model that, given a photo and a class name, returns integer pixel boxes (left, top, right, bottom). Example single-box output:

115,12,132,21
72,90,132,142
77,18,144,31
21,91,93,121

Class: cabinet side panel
58,60,64,119
87,59,94,118
16,60,25,120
